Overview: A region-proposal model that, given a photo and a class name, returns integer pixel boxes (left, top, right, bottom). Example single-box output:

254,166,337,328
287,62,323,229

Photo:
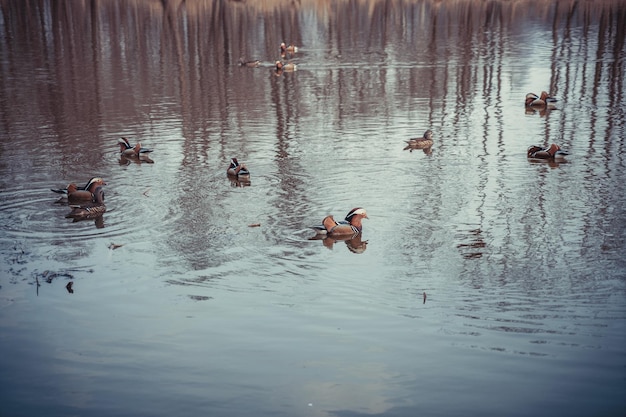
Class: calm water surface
1,1,625,416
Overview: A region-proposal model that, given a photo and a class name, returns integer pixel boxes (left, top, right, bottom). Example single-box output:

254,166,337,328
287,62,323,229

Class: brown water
1,1,625,416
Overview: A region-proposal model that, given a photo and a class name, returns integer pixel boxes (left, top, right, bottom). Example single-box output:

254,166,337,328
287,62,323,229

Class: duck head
86,177,107,192
527,145,544,157
525,93,540,106
345,208,368,222
345,208,368,230
118,137,131,149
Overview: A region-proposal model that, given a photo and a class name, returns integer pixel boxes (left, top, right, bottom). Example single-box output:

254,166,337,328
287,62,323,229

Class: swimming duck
313,208,368,236
527,143,568,159
311,213,347,234
66,185,106,219
66,178,107,203
404,130,434,149
227,158,250,177
52,177,106,202
118,137,153,157
525,91,557,108
280,42,298,54
50,177,104,194
275,61,297,72
239,57,260,67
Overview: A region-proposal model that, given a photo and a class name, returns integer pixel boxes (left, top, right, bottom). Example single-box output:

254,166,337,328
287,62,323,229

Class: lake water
1,0,625,416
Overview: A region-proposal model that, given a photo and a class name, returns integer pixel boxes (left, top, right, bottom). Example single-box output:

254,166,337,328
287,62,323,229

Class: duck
66,178,107,203
404,130,434,149
525,91,557,108
66,185,106,219
312,208,368,236
239,57,260,68
275,61,297,72
52,177,106,203
280,42,298,54
527,143,568,159
51,176,102,195
118,137,153,157
227,158,250,177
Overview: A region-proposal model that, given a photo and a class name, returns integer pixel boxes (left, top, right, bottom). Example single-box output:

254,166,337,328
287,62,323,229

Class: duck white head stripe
345,208,367,219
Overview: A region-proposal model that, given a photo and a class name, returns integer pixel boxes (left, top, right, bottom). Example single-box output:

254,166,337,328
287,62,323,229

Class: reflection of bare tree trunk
162,0,187,128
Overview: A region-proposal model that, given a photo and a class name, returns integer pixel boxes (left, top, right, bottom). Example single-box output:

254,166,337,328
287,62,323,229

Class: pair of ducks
239,42,299,72
405,129,566,160
52,137,150,220
52,177,108,220
525,91,567,159
277,42,298,71
56,156,247,221
226,157,368,237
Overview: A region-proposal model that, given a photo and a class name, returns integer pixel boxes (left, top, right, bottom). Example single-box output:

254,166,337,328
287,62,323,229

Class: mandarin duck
404,130,434,149
527,143,568,159
239,57,261,68
227,158,250,177
118,137,153,157
275,61,297,72
525,91,557,108
52,177,107,203
280,42,298,54
66,186,106,220
66,178,107,203
51,177,103,195
312,208,368,236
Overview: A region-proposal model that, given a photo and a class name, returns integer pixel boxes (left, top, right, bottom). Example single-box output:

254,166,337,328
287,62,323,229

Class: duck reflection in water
228,175,251,187
309,232,368,254
119,153,154,165
525,106,556,117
